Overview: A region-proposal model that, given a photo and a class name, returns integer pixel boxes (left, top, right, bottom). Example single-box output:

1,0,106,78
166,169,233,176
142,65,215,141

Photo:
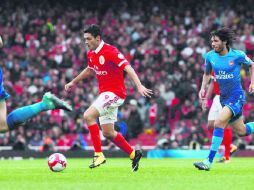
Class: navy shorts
221,94,245,123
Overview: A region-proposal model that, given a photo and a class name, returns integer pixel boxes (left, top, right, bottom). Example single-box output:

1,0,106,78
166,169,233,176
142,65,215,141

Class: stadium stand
0,0,254,151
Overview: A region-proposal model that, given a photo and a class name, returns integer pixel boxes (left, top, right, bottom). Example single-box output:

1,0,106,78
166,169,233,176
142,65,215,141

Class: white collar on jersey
94,40,104,54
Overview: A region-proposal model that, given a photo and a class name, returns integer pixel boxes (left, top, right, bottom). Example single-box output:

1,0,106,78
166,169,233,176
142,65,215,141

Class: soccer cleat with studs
89,154,106,169
193,159,211,171
230,144,238,156
131,150,142,172
42,92,72,111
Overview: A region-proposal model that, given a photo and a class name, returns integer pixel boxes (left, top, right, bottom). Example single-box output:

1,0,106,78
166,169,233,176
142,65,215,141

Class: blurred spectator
125,99,143,139
70,133,87,150
148,98,158,129
13,134,26,150
39,135,54,152
29,134,43,147
233,35,246,52
170,120,190,146
57,134,70,147
115,112,128,137
156,138,170,150
188,133,202,150
0,0,254,148
156,115,170,135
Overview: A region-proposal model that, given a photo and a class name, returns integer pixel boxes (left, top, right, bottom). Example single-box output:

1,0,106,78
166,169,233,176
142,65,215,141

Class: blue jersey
205,48,252,102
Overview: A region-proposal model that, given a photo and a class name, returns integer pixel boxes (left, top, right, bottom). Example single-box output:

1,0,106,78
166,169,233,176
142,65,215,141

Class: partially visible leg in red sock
112,132,133,156
208,128,214,143
88,124,102,153
223,128,232,160
209,128,214,136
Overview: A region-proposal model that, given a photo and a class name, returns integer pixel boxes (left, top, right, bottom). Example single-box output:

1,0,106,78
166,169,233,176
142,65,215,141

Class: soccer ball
48,153,67,172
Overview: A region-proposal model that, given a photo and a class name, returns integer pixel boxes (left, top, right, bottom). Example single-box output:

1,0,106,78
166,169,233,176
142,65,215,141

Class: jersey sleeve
237,51,253,66
110,48,129,70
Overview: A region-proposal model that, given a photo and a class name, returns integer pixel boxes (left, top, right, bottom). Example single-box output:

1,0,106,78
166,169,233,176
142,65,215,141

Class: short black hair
210,27,235,47
83,24,102,38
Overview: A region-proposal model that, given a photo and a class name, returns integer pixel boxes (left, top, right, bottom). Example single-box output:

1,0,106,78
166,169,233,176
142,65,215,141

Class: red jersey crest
229,60,234,66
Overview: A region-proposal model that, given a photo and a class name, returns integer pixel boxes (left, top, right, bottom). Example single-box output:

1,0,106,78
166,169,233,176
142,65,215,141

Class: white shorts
208,95,222,121
92,92,125,125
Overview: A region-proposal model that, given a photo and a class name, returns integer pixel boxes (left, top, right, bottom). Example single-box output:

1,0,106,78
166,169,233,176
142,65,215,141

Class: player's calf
0,120,9,133
0,126,8,133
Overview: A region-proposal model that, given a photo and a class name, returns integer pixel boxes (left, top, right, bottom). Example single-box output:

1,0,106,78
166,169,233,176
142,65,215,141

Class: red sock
209,128,214,135
209,128,214,141
222,128,232,160
88,124,102,152
112,132,133,155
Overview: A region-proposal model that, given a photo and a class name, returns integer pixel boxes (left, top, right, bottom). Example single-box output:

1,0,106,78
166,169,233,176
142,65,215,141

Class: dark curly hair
210,27,236,48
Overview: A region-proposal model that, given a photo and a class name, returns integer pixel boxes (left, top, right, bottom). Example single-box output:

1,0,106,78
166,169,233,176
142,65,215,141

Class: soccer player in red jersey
201,72,237,163
65,24,152,171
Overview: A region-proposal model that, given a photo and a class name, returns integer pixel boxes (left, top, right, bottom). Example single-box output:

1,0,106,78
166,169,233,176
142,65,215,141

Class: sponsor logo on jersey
91,65,108,75
95,70,108,75
215,70,234,80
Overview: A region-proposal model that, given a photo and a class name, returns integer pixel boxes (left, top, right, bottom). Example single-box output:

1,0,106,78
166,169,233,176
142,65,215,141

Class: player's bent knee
236,128,247,137
207,124,214,131
207,120,215,130
102,131,114,139
83,113,95,123
214,119,227,128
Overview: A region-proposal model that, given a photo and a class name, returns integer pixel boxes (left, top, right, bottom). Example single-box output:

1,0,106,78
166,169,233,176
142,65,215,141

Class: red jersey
87,41,129,99
211,71,220,95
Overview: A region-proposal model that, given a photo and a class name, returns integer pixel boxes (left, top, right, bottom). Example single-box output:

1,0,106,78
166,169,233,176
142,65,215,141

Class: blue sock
7,102,48,130
208,127,224,163
245,122,254,135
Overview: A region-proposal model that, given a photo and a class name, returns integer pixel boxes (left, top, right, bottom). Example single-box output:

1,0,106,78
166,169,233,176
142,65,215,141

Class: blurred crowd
0,0,254,151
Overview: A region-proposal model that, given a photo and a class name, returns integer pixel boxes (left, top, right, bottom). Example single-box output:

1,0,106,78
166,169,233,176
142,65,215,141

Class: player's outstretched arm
65,67,93,92
124,65,153,98
0,35,3,48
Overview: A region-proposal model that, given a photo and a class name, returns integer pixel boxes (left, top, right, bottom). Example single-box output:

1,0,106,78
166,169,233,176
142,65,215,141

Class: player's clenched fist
65,81,76,92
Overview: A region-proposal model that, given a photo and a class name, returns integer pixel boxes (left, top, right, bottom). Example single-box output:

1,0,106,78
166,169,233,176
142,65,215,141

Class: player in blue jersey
0,35,72,133
193,28,254,171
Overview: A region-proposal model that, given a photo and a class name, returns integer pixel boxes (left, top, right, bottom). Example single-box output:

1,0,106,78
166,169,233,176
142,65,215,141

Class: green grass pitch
0,158,254,190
